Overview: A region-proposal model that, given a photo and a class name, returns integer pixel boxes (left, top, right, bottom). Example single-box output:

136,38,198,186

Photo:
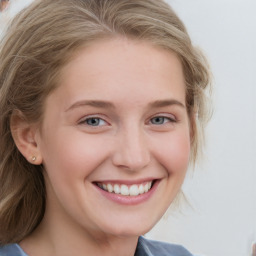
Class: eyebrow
65,100,115,112
148,99,185,109
65,99,185,112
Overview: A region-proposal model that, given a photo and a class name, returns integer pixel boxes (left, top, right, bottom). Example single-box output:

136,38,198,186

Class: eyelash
79,116,108,127
78,114,177,127
149,115,177,125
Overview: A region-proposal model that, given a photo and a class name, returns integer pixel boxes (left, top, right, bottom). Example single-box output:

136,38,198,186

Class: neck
21,232,138,256
20,208,139,256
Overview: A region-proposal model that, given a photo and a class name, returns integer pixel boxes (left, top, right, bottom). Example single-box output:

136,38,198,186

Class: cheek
154,131,191,174
172,132,191,166
40,131,110,181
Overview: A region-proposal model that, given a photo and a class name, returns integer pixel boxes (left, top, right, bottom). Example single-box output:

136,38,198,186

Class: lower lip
94,180,160,205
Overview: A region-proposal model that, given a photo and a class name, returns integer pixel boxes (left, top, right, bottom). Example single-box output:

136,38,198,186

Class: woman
0,0,211,255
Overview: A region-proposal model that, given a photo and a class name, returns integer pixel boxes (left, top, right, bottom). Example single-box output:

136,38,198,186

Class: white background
1,1,255,256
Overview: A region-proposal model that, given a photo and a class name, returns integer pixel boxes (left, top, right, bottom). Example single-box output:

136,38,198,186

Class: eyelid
148,113,177,123
152,116,175,123
78,114,110,126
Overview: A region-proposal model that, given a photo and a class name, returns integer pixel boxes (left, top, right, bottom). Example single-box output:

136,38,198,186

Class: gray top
135,236,194,256
0,236,194,256
0,243,28,256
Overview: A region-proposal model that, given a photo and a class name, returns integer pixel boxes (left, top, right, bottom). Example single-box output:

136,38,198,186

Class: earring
31,156,37,162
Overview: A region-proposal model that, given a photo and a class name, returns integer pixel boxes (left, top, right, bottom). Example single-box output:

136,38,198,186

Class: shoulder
135,236,194,256
0,243,28,256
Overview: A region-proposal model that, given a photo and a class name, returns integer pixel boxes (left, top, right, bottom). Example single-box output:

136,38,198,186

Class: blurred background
1,0,255,255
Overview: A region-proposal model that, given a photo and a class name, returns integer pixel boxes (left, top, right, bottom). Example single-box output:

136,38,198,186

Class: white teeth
144,183,150,192
139,184,144,194
113,184,120,194
129,184,139,196
99,181,153,196
107,184,113,193
120,185,129,196
145,181,152,192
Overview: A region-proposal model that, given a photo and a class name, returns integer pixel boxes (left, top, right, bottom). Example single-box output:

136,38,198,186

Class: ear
10,111,43,165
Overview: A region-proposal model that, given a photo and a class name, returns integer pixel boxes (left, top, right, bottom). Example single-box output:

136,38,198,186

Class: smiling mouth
95,181,155,196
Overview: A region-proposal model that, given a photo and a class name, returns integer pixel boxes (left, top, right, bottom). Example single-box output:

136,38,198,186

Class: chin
101,217,158,238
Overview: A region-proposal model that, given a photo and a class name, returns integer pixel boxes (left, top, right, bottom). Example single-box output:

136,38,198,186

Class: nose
111,126,151,171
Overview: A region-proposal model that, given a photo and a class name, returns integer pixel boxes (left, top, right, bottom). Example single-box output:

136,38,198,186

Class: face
36,37,191,238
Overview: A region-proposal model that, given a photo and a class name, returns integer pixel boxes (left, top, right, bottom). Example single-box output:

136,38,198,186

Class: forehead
51,37,186,108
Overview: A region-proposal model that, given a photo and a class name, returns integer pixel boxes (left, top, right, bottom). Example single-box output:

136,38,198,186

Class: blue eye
150,116,175,125
83,118,106,126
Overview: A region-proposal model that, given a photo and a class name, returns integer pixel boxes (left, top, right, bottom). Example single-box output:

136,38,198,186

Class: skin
0,0,9,11
15,37,191,256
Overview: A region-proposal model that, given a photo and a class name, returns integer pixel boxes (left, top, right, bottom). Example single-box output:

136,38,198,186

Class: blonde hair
0,0,211,244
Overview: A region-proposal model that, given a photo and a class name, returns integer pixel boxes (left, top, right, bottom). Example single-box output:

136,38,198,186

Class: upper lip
93,178,160,185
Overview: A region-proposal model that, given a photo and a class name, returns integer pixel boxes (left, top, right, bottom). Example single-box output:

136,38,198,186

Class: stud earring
31,156,36,162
